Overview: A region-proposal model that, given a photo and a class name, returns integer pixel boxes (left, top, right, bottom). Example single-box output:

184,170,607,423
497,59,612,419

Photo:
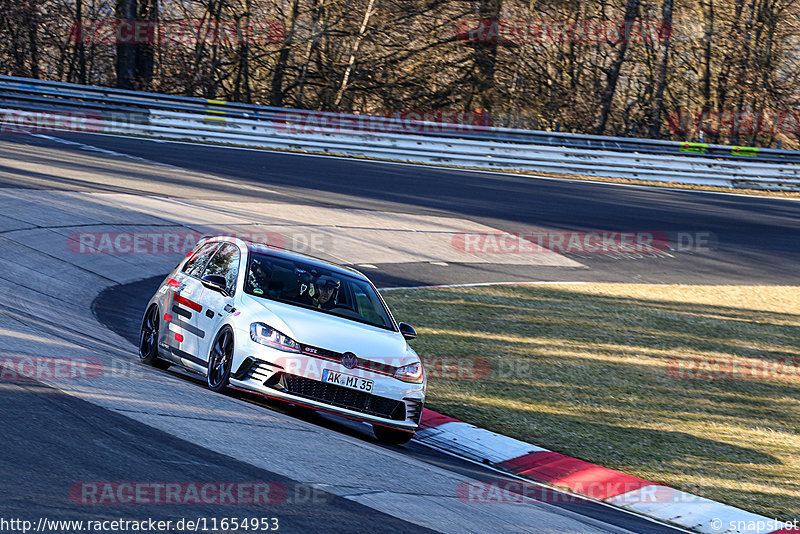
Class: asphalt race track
1,131,797,533
5,132,800,286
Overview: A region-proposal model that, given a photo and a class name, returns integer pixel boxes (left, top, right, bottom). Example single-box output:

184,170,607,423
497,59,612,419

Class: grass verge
382,284,800,519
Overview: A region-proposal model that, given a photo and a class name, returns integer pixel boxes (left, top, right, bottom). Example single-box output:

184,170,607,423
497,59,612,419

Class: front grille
280,373,405,420
299,344,398,376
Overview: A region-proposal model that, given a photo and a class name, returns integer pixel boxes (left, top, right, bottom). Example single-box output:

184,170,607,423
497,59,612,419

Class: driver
310,275,340,309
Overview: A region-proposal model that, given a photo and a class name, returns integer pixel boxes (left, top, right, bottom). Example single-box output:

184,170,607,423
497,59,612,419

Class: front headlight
250,323,301,353
394,361,424,383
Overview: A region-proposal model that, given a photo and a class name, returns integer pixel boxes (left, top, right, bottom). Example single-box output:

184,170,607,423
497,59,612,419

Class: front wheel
207,327,234,393
373,425,414,445
139,305,170,370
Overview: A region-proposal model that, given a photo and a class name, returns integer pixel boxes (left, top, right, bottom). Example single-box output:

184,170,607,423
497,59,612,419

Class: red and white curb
415,409,796,534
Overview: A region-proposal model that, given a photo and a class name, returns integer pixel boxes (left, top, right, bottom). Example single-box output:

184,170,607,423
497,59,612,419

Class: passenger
248,259,271,295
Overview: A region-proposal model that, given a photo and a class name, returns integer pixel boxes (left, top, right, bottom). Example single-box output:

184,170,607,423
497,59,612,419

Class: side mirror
399,322,417,340
202,274,230,297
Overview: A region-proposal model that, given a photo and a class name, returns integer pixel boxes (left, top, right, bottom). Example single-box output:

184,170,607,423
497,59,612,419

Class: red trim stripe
174,294,202,312
166,278,180,288
497,451,652,500
302,350,338,362
419,408,460,429
228,386,415,431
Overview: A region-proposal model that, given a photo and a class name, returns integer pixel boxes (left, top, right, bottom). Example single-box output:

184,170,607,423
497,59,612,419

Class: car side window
202,243,240,295
183,243,219,278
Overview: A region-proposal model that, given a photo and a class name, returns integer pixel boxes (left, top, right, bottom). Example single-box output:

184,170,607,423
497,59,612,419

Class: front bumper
230,356,424,431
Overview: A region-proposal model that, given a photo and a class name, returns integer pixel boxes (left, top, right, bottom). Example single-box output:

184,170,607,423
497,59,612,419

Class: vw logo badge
341,352,358,369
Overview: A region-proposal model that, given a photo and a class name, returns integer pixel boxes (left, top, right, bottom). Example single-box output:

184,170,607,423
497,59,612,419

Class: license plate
321,369,374,392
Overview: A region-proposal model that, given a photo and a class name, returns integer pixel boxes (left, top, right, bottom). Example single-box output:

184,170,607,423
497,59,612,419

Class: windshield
244,252,394,330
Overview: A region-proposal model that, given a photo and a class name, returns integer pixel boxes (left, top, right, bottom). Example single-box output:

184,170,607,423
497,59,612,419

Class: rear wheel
373,425,414,445
139,305,170,369
207,327,234,393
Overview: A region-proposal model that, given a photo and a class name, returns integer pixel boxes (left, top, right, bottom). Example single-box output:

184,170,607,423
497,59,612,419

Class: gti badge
341,352,358,369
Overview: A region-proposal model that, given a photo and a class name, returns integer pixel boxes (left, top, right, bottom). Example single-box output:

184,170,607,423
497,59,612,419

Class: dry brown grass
383,284,800,520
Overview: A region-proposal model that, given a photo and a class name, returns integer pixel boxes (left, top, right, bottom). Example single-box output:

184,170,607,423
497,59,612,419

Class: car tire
207,326,234,393
372,425,414,445
139,305,170,370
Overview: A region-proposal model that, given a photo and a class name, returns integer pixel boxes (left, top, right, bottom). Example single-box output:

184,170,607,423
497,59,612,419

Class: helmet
315,275,341,290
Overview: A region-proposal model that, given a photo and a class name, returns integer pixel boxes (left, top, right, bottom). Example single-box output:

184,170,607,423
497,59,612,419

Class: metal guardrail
2,74,799,164
1,75,799,190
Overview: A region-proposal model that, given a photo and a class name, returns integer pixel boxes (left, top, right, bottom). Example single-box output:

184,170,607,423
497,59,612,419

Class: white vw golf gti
139,236,426,444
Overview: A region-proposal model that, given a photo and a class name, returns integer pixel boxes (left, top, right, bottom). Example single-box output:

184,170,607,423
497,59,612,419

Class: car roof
204,235,369,281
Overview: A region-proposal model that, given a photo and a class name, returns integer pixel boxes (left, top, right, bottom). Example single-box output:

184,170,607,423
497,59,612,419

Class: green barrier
731,146,759,157
680,142,708,154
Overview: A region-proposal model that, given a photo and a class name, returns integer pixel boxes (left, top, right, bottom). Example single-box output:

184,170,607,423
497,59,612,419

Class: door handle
206,309,215,319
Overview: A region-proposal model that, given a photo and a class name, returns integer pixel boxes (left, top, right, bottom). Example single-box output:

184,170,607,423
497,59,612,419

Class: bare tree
647,0,673,137
595,0,640,133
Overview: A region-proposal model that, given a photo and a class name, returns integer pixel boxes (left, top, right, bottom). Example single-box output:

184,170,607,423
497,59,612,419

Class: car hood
245,296,418,366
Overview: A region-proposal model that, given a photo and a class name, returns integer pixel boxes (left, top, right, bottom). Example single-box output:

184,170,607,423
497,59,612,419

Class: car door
191,242,241,370
167,241,220,368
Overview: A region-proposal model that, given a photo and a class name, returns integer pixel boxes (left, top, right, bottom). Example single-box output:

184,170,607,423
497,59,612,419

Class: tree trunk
270,0,300,106
595,0,640,134
76,0,85,82
25,2,39,78
701,0,714,141
333,0,377,108
647,0,673,138
730,0,759,146
135,0,157,89
468,0,503,113
116,0,137,89
716,0,744,122
233,0,252,103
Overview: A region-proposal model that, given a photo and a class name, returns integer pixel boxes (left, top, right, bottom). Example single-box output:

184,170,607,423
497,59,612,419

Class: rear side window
183,243,219,277
202,243,240,295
